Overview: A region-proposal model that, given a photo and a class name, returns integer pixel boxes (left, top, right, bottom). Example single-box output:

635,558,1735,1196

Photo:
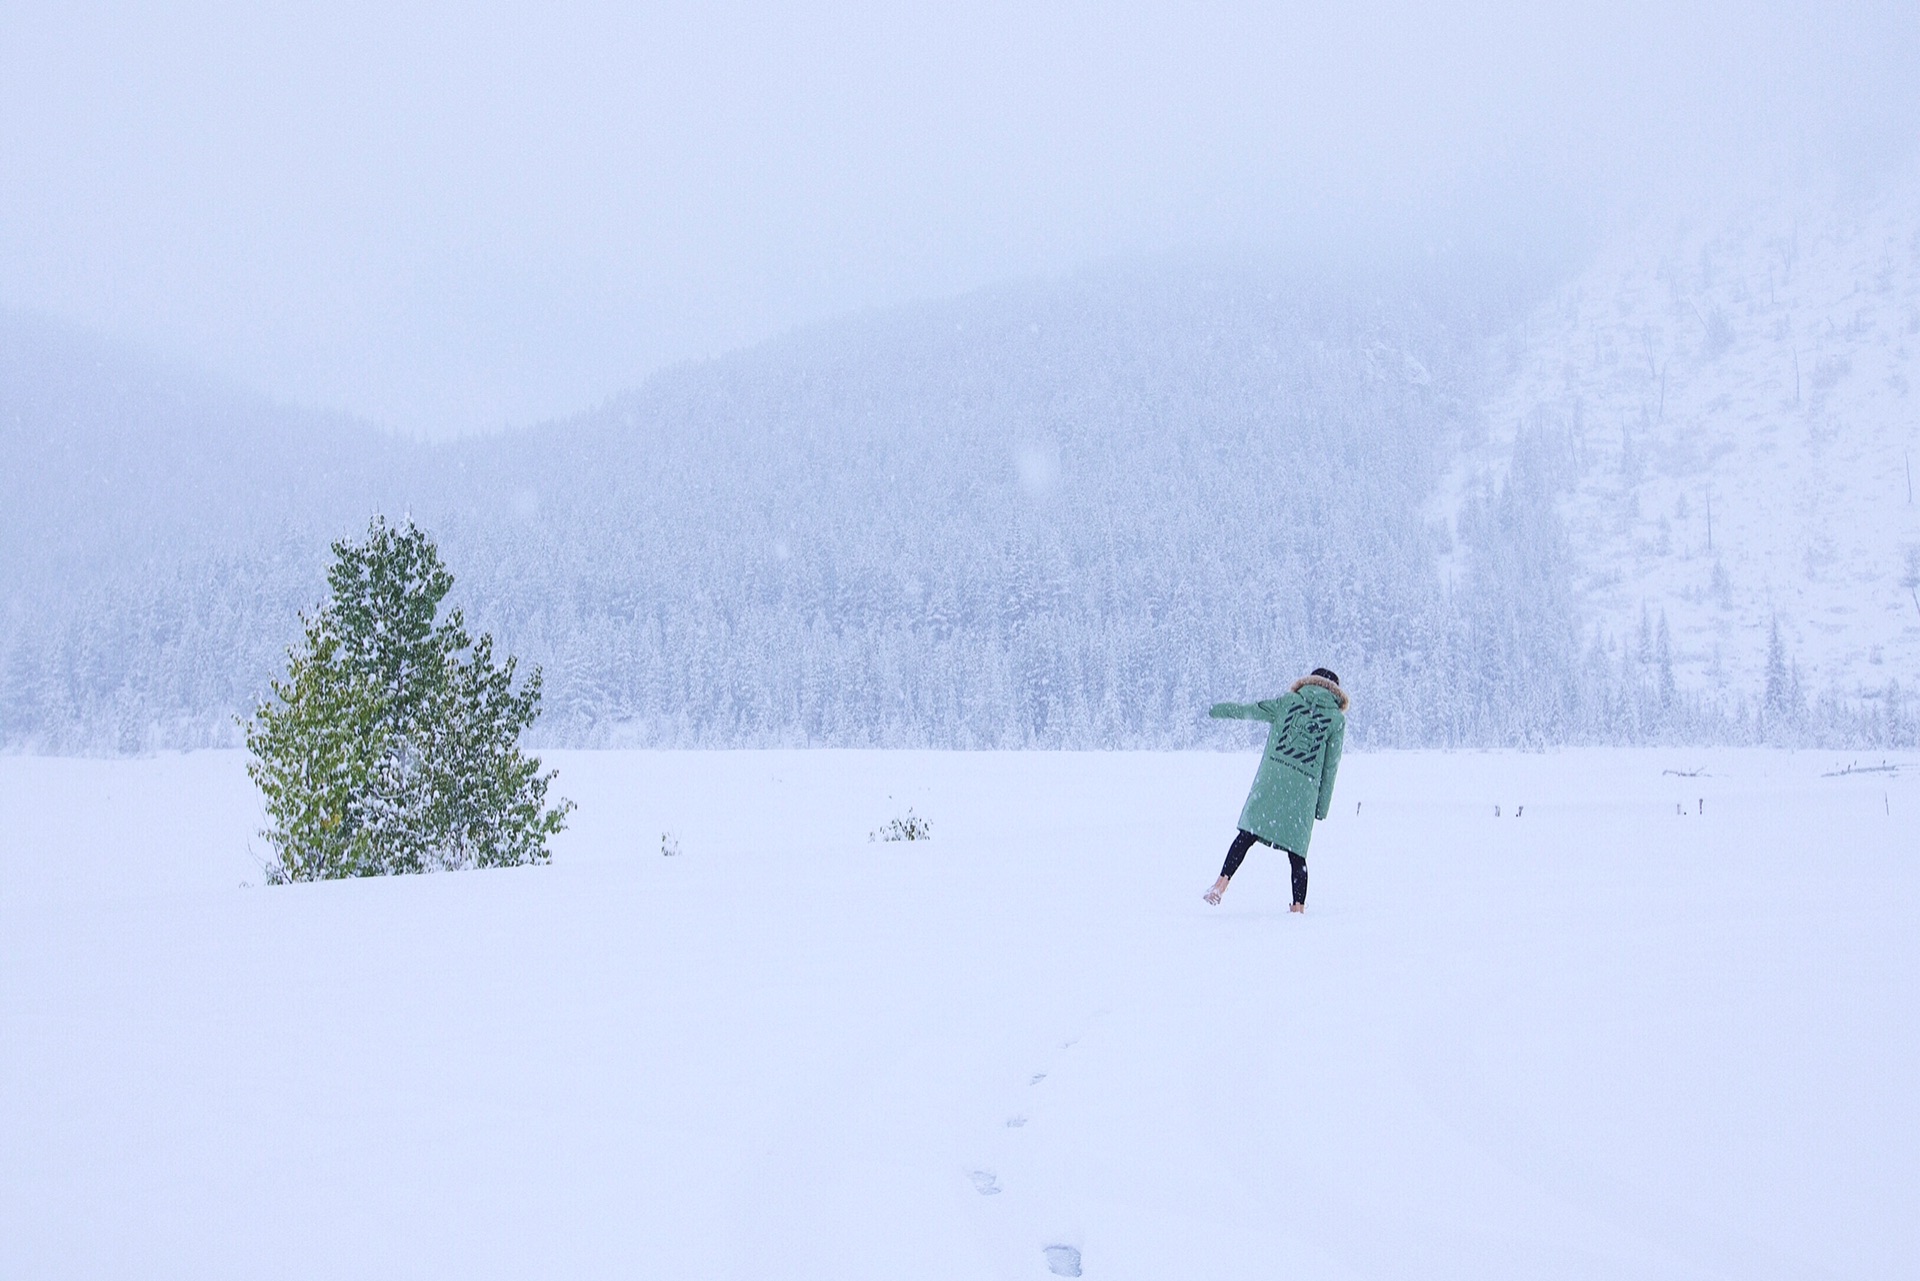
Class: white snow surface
1440,166,1920,700
3,747,1915,1279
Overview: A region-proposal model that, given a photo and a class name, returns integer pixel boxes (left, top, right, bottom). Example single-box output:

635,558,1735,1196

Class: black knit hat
1310,667,1341,687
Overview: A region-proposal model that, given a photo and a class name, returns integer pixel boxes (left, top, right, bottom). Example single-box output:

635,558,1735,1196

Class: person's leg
1287,851,1308,911
1205,830,1260,904
1221,829,1259,880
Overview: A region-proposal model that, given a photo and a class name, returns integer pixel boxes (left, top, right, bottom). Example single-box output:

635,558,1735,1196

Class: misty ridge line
2,259,1477,750
3,219,1916,753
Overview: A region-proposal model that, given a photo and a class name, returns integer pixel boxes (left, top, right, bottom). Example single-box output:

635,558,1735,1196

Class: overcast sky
3,1,1915,436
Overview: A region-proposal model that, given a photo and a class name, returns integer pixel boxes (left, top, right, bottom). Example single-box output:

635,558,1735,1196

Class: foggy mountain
1,317,423,592
1444,165,1920,725
434,262,1508,749
4,235,1915,753
1,317,430,748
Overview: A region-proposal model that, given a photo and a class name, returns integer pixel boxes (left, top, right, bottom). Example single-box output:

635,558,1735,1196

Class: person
1203,668,1348,911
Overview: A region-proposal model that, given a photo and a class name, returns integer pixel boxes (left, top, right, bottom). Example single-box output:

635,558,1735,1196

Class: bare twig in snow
1821,761,1907,778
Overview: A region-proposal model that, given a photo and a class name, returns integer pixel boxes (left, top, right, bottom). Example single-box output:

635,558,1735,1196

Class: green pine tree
245,517,572,882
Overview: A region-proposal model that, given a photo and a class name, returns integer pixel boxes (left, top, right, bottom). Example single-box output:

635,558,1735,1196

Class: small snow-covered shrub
870,809,931,842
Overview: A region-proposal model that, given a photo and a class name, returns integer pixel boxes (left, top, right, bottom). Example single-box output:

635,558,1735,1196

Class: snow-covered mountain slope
4,748,1914,1278
1441,167,1920,703
0,314,419,597
5,268,1509,751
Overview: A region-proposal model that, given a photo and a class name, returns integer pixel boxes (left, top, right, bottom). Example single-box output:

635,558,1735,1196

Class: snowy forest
7,249,1913,754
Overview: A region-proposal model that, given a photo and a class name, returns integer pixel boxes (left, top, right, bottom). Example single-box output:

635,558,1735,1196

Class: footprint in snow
1044,1244,1083,1276
1029,1073,1047,1085
1005,1114,1027,1127
969,1170,1001,1196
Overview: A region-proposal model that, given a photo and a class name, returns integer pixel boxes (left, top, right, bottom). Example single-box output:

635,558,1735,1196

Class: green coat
1210,676,1348,856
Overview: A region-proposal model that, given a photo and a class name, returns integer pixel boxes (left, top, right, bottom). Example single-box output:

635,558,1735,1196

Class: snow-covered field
3,747,1915,1279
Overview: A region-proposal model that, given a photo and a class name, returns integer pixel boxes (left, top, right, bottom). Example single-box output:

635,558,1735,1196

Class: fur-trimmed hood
1291,673,1350,712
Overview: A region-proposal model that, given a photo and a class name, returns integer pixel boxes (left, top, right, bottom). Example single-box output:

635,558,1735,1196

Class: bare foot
1203,876,1230,906
1289,902,1305,913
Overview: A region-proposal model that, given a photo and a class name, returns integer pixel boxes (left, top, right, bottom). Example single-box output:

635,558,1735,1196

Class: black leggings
1221,829,1308,905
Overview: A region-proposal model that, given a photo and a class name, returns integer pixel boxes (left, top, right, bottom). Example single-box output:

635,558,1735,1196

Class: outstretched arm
1209,701,1277,722
1315,714,1345,820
